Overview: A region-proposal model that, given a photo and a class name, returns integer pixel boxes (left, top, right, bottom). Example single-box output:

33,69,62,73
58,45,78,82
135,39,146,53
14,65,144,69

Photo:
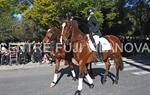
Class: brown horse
61,20,123,95
43,24,77,87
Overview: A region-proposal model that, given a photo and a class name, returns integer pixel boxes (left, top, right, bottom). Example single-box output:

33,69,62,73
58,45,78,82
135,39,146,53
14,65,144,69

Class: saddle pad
88,35,112,51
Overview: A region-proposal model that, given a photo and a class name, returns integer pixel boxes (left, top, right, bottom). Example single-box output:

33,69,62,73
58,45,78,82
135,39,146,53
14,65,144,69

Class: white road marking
124,63,130,67
132,71,150,75
124,67,137,71
124,65,150,71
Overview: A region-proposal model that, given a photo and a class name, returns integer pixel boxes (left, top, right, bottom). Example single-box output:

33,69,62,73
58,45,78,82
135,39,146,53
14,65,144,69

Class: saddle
87,35,112,52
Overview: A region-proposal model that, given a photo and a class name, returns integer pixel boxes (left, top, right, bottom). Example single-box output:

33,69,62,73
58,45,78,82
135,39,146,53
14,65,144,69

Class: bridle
47,27,60,41
46,28,52,39
62,20,73,43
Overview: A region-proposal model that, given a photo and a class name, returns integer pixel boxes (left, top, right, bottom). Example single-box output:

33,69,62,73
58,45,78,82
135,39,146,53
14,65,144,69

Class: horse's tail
104,35,124,71
114,36,124,71
112,35,124,71
119,54,124,71
114,36,123,71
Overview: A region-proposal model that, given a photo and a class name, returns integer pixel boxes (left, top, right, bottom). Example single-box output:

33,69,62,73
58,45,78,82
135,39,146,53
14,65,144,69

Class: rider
87,8,102,60
66,12,79,28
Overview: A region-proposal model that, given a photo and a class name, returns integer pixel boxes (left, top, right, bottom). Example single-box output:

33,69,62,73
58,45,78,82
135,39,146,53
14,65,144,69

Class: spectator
1,44,9,65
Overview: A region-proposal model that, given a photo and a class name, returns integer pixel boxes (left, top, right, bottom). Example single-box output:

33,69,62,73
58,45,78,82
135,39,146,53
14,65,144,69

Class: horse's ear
62,22,66,28
48,22,54,28
47,29,51,32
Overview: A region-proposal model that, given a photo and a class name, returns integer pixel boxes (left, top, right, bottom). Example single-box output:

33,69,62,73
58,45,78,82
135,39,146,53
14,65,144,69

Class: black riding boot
90,34,101,61
95,49,101,61
93,42,101,61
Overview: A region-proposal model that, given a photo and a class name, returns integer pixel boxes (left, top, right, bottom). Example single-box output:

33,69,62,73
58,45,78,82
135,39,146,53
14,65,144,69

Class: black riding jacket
87,15,100,35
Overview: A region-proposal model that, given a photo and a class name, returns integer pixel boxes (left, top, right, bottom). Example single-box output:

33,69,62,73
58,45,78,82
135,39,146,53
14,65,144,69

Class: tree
23,0,117,30
0,13,17,42
0,0,149,42
0,0,17,42
24,0,59,26
123,0,150,36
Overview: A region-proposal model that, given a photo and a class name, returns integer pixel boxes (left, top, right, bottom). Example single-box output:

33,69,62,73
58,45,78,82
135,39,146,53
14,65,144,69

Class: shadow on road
123,61,150,72
55,65,116,85
125,53,150,66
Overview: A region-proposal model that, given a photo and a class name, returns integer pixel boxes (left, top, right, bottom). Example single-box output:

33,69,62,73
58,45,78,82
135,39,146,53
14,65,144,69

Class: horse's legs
102,59,111,84
69,63,76,80
115,64,119,84
85,72,94,88
86,63,94,79
75,63,86,95
75,63,94,95
89,63,93,75
77,64,85,91
113,54,122,84
50,58,61,87
84,64,94,88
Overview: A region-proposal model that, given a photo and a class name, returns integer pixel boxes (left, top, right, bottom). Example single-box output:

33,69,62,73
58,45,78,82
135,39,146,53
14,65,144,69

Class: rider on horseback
87,8,102,61
66,12,79,28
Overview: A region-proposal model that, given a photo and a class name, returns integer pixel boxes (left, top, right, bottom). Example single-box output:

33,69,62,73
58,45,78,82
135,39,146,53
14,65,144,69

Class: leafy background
0,0,149,42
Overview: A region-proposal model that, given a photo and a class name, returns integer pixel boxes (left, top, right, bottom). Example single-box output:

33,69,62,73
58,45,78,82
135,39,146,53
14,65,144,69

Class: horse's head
60,20,73,43
43,28,54,43
43,26,60,43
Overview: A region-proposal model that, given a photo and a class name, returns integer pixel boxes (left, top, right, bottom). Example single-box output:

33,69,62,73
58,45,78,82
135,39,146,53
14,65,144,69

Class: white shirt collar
87,12,94,21
87,15,91,21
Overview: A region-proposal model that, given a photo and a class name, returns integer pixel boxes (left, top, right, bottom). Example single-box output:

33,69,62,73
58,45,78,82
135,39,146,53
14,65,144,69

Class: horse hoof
113,80,118,85
50,82,56,87
114,80,118,85
89,84,94,89
72,77,77,81
102,79,107,85
74,90,81,95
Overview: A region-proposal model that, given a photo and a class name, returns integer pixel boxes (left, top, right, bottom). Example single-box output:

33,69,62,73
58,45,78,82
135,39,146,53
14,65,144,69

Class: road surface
0,58,150,95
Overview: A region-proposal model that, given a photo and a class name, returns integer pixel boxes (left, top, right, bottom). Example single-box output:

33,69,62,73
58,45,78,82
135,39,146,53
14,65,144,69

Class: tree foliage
0,0,149,42
0,0,17,42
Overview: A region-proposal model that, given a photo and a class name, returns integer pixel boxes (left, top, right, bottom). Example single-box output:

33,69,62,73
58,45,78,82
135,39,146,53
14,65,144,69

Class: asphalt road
0,58,150,95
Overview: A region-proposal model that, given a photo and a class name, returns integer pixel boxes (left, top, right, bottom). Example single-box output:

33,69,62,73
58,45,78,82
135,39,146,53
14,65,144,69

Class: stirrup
94,52,101,62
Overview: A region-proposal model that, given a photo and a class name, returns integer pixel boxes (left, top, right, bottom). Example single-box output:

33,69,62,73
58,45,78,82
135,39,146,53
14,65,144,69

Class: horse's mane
71,21,87,42
51,27,61,41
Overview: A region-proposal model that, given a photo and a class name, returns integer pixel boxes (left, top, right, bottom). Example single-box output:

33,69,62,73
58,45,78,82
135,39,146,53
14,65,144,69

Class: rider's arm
90,16,100,33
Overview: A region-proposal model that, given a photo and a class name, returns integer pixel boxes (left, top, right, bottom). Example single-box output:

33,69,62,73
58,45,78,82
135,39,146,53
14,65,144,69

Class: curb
0,62,51,71
1,57,149,71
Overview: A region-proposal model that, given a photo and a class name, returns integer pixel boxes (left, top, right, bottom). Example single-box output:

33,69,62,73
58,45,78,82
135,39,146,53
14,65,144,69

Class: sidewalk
0,54,149,71
0,58,123,71
0,62,50,71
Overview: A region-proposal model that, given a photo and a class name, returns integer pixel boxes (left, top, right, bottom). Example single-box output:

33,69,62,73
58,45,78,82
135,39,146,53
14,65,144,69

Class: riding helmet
87,8,94,15
66,12,73,17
